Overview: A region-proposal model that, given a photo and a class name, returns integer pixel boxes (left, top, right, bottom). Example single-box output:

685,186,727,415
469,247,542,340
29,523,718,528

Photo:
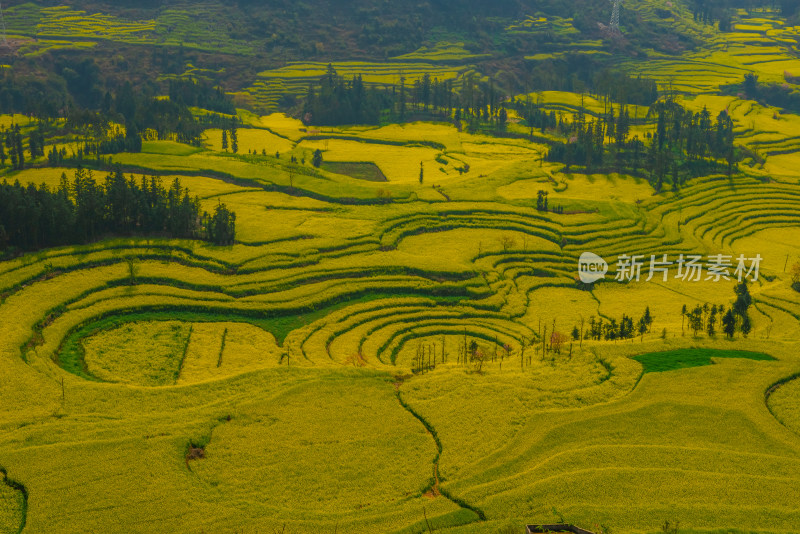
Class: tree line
522,57,661,108
167,79,236,116
690,0,800,30
725,73,800,116
1,124,44,170
302,66,656,133
0,167,236,254
221,117,239,153
0,62,237,157
545,97,736,190
680,282,753,338
113,81,204,145
583,307,654,342
535,190,565,213
0,76,238,172
301,65,511,130
303,66,389,125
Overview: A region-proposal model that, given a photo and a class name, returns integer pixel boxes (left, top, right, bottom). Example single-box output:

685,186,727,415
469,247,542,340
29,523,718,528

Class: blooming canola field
1,9,800,534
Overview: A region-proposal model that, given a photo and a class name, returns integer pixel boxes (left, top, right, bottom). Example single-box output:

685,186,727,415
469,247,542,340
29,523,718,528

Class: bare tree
550,331,568,353
499,235,516,251
541,324,548,359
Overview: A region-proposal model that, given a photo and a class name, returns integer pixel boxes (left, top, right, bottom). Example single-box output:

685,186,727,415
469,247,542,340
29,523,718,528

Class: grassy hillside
0,0,726,113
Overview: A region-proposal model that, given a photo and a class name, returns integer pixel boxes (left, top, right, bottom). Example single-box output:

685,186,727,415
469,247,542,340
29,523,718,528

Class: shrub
791,262,800,288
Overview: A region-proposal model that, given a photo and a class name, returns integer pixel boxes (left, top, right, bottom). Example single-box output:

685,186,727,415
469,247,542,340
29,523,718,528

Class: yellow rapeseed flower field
3,10,800,531
83,321,190,386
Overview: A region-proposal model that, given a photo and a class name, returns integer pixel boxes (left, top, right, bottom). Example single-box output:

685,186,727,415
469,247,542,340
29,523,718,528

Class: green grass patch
634,348,775,374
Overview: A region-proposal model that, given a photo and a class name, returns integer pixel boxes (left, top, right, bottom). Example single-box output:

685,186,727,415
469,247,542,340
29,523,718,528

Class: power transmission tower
610,0,622,35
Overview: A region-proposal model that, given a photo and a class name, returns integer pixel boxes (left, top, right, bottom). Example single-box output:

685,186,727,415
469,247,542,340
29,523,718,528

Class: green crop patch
634,348,776,373
321,161,388,182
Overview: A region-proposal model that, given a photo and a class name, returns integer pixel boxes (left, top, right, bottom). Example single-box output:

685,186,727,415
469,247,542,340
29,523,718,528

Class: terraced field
2,5,800,534
623,11,800,94
1,96,799,531
242,61,470,111
1,2,256,55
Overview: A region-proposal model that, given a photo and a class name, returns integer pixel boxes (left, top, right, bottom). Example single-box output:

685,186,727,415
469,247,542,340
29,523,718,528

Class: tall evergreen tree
230,118,238,154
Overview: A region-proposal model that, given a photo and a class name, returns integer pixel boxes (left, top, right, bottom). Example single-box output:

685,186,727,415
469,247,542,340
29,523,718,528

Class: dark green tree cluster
546,98,736,189
586,307,653,341
94,132,143,155
7,77,205,150
206,201,236,246
410,74,456,113
647,99,736,186
303,66,388,125
302,65,508,130
221,117,238,153
0,76,211,163
523,61,660,107
453,73,508,132
47,146,69,166
691,0,730,27
591,72,660,107
1,58,232,150
690,0,791,29
545,112,612,171
43,137,139,166
3,125,25,170
115,81,203,145
680,282,752,338
312,149,323,168
168,79,236,115
27,125,47,161
58,58,103,110
0,73,68,117
536,190,549,211
521,104,558,134
725,74,800,114
0,167,237,253
534,189,563,213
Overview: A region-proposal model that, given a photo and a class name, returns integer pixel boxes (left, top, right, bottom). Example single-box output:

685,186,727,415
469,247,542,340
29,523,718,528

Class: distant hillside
0,0,707,59
0,0,792,114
